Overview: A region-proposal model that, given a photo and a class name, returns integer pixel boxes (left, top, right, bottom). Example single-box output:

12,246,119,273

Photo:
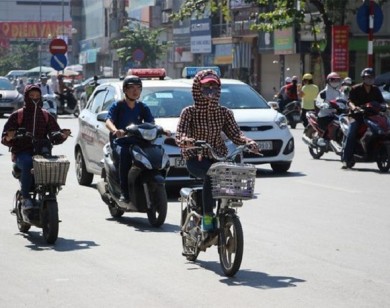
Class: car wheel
270,162,291,173
75,149,94,186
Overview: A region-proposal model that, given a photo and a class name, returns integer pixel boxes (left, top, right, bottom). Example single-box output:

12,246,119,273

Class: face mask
329,81,340,88
363,78,374,86
201,87,219,99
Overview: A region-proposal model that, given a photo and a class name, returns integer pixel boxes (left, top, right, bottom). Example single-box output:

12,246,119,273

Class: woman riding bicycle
175,69,259,232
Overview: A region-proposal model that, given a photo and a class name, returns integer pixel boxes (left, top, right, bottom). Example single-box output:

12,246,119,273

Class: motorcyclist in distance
275,76,292,111
315,72,342,146
341,68,385,169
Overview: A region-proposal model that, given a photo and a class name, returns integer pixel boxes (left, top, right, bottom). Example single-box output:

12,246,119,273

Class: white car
74,68,294,186
175,67,295,172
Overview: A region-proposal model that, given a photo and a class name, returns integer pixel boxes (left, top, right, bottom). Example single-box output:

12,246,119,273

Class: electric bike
179,141,258,277
11,128,70,244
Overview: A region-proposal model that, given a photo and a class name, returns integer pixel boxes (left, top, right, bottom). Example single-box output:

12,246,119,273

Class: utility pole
367,0,374,67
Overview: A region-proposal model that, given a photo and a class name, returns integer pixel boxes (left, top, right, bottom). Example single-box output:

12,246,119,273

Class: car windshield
0,79,14,90
141,88,193,118
219,84,269,109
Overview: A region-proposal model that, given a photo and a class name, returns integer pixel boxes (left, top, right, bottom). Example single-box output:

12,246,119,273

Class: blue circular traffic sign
356,2,383,33
132,48,145,62
50,54,68,71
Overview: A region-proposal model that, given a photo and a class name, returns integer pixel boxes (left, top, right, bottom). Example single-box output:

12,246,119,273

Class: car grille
244,140,283,158
0,98,14,104
239,125,274,132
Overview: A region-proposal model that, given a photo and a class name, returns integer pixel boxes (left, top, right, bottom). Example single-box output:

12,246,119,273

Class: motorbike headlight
275,113,288,129
132,149,152,169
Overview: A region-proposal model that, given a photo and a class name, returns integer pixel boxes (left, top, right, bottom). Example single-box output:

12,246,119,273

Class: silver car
0,77,24,117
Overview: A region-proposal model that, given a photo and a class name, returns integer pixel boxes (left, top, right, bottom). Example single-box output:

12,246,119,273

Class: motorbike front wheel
305,126,325,159
146,183,167,227
41,199,59,244
376,145,390,172
218,214,244,277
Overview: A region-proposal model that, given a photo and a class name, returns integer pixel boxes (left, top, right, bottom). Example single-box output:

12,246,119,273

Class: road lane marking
296,180,359,193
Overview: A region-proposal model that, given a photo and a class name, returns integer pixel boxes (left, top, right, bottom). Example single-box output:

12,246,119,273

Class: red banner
331,25,350,74
0,21,72,39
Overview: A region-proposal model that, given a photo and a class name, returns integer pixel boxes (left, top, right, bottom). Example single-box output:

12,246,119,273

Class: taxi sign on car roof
182,66,221,78
127,68,166,80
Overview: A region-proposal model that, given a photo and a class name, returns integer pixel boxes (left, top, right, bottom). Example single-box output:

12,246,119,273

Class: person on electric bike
315,72,342,146
299,73,319,127
105,75,155,203
341,68,385,169
175,69,260,232
1,84,71,218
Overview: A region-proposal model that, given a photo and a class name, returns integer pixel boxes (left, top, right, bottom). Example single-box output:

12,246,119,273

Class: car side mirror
97,111,108,122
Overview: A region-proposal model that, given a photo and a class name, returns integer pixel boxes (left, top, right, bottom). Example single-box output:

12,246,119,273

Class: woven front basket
207,162,257,200
33,155,70,185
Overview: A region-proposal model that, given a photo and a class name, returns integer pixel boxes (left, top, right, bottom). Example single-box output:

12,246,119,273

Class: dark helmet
361,68,375,78
122,75,142,92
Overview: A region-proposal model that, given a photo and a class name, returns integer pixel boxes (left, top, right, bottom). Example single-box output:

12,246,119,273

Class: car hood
155,117,180,132
154,108,278,132
231,108,278,123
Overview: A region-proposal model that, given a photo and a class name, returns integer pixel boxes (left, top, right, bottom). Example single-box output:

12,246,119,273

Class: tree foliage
171,0,389,75
111,24,169,68
0,44,38,76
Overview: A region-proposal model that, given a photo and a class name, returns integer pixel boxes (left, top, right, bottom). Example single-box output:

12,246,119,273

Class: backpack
17,108,50,126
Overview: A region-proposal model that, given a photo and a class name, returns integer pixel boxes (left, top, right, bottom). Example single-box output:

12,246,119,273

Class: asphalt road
0,116,389,308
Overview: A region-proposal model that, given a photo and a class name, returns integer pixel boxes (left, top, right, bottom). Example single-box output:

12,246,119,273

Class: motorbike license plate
257,141,273,150
293,114,301,121
174,157,186,168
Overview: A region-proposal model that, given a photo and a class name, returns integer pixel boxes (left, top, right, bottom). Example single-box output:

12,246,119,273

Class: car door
94,85,118,167
79,87,108,172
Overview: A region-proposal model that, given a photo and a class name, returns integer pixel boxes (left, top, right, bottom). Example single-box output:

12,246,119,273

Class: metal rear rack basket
207,162,257,200
33,155,70,185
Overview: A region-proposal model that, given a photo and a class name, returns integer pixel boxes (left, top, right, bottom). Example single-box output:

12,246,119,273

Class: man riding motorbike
105,75,155,205
341,68,385,169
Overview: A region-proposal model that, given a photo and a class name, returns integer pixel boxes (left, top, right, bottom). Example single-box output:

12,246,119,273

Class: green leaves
111,24,170,67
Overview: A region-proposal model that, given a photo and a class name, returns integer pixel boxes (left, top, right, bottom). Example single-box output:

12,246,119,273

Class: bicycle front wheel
218,214,244,277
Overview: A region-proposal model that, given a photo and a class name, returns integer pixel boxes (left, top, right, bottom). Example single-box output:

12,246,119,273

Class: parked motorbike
96,122,170,227
179,141,258,277
42,93,57,119
10,128,70,244
340,101,390,172
302,98,348,159
55,89,79,117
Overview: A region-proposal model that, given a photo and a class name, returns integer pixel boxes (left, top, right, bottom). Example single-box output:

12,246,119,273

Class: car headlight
275,113,288,129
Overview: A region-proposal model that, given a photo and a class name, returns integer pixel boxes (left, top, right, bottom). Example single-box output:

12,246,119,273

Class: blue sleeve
107,101,119,123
